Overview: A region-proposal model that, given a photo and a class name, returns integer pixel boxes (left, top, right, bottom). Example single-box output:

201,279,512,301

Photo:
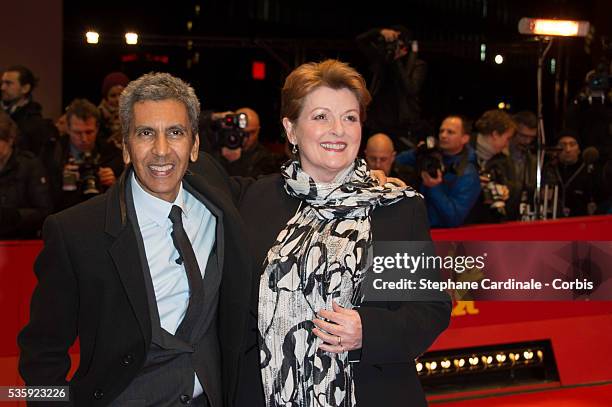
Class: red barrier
428,215,612,397
1,215,611,400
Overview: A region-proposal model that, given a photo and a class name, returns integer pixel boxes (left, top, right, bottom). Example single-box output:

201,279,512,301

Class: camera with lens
480,167,507,217
62,152,101,196
575,39,612,105
378,32,411,62
211,112,248,149
415,136,445,178
80,152,101,195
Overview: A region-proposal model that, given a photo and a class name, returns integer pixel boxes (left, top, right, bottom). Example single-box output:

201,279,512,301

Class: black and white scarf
258,159,420,407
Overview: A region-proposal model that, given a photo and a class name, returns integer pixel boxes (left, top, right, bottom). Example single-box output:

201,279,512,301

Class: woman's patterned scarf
258,159,419,406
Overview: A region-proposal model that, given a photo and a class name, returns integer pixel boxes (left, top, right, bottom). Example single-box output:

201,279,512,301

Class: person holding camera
42,98,124,211
357,26,426,149
395,115,481,228
217,107,281,177
0,110,52,238
465,109,518,224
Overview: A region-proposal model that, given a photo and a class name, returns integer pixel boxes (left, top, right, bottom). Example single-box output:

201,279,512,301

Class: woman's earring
292,143,298,154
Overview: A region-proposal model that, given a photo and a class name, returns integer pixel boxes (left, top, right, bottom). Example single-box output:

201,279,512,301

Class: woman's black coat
234,174,451,407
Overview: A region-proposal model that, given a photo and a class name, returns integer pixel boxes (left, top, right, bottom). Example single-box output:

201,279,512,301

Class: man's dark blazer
235,174,451,407
18,154,252,406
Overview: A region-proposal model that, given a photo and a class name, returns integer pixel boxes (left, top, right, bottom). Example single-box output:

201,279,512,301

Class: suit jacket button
122,353,134,365
93,389,104,399
180,394,192,404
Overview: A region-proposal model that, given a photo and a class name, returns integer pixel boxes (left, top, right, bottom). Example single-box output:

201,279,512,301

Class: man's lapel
104,170,152,346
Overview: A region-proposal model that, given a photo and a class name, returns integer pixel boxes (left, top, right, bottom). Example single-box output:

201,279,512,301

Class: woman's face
106,85,124,108
283,86,361,183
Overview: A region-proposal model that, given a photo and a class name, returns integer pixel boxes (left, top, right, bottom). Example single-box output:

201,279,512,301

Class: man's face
55,114,67,135
0,139,13,169
491,128,514,154
438,117,469,155
365,137,396,175
514,124,537,147
1,71,29,104
558,136,580,165
123,99,199,202
68,116,98,153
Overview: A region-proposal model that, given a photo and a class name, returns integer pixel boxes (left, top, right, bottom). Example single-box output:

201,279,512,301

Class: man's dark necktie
168,204,204,339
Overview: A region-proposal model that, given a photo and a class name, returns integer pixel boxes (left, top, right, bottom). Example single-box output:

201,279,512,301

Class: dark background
62,0,612,145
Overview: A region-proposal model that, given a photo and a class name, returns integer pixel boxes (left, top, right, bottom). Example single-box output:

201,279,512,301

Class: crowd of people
364,108,612,228
8,26,612,407
2,27,612,240
18,61,450,407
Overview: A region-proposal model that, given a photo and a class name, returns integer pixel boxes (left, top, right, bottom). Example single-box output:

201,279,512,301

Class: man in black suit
18,72,252,406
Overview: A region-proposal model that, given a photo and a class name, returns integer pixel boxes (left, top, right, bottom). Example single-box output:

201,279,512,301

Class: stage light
518,18,590,37
524,350,534,360
509,352,520,362
469,356,479,366
480,43,486,62
125,32,138,45
416,362,423,372
482,355,493,365
537,350,544,360
454,358,466,368
429,361,438,371
86,31,99,44
496,353,507,363
498,102,506,109
495,54,504,64
519,17,591,219
441,360,451,369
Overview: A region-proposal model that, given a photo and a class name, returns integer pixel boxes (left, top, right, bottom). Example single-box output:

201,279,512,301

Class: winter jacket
396,145,481,227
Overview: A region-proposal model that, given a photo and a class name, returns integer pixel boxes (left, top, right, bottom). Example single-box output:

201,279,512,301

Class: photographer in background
43,99,123,211
205,107,280,177
565,39,612,163
395,115,480,228
0,110,52,238
510,111,538,219
466,109,518,224
544,131,602,217
357,26,426,149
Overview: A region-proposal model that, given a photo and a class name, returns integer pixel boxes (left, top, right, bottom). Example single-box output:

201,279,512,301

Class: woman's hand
370,170,407,188
312,301,362,353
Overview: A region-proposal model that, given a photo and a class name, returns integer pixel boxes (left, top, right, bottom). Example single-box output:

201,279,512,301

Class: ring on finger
337,335,342,346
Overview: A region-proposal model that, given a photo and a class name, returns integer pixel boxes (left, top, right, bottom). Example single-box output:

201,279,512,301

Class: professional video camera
211,112,248,149
575,39,612,105
62,152,101,196
415,136,444,178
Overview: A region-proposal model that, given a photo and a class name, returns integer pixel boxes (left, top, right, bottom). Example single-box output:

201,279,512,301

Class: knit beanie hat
101,72,129,97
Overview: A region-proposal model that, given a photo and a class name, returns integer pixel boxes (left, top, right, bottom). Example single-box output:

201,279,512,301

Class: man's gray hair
119,72,200,142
